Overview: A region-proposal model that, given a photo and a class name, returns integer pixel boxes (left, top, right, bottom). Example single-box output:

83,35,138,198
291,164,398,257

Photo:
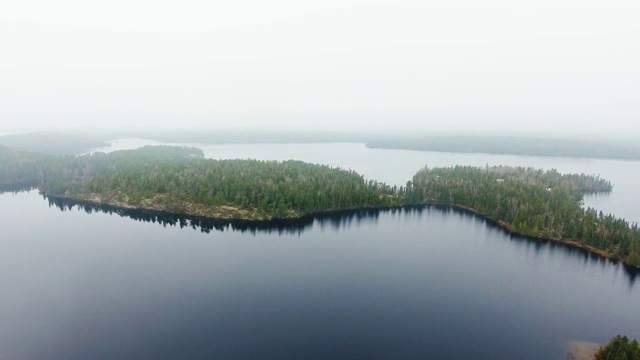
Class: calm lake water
2,142,638,359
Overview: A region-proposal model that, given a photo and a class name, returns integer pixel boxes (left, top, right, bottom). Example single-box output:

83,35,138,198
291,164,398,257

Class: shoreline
44,193,413,224
566,341,600,360
424,202,630,267
44,193,638,268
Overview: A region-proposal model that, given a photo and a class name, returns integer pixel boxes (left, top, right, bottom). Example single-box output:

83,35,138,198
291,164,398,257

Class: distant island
108,131,640,160
5,131,640,161
366,135,640,160
1,144,638,267
1,145,404,221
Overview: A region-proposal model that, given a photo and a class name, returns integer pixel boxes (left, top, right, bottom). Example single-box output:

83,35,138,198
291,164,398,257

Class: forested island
112,131,640,160
1,144,639,267
1,145,403,220
6,131,640,160
409,165,640,266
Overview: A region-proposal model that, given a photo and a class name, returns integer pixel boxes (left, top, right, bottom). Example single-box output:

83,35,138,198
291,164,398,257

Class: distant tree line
0,145,204,186
367,136,640,160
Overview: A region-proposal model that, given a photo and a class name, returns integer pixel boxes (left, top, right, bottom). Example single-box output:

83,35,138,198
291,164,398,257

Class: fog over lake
3,0,638,356
1,142,638,360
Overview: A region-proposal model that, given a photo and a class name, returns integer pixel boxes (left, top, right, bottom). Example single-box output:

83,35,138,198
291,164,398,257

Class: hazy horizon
1,0,638,137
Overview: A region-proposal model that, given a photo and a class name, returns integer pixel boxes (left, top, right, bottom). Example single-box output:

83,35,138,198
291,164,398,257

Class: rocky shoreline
41,193,640,269
566,341,600,360
423,202,637,268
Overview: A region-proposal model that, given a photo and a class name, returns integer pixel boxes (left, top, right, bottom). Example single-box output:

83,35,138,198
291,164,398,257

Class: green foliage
1,145,401,219
596,335,640,360
0,146,49,185
627,253,640,267
3,145,640,264
410,165,639,263
68,158,403,218
0,145,203,190
40,145,204,192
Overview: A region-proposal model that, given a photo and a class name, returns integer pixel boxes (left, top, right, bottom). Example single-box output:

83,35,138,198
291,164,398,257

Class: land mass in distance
1,144,638,267
3,131,640,160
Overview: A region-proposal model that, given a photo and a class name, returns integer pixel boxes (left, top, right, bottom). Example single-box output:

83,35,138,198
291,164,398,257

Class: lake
93,140,640,223
2,142,638,359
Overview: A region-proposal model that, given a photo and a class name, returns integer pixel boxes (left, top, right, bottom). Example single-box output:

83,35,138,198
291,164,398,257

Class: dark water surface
1,191,638,360
2,142,637,359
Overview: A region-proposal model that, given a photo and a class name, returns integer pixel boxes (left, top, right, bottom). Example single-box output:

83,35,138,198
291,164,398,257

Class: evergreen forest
409,165,640,266
1,145,402,220
596,335,640,360
1,145,639,266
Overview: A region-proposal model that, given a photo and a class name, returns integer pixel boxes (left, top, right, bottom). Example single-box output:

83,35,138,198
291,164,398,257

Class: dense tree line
38,146,205,195
3,145,640,265
367,136,640,160
1,145,401,219
596,335,640,360
0,145,48,186
50,158,402,219
0,145,204,190
410,165,640,266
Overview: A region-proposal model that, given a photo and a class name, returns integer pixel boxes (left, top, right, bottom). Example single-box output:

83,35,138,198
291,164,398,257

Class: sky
0,0,638,136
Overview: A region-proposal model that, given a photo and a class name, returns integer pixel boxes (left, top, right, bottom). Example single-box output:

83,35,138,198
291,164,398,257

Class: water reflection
0,182,37,194
427,204,640,283
44,196,425,236
45,196,639,283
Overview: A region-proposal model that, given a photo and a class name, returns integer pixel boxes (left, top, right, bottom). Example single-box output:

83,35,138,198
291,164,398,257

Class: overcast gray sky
1,0,638,135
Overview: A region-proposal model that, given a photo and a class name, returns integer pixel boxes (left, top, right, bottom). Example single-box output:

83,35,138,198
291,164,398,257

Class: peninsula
1,145,639,267
409,165,639,267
